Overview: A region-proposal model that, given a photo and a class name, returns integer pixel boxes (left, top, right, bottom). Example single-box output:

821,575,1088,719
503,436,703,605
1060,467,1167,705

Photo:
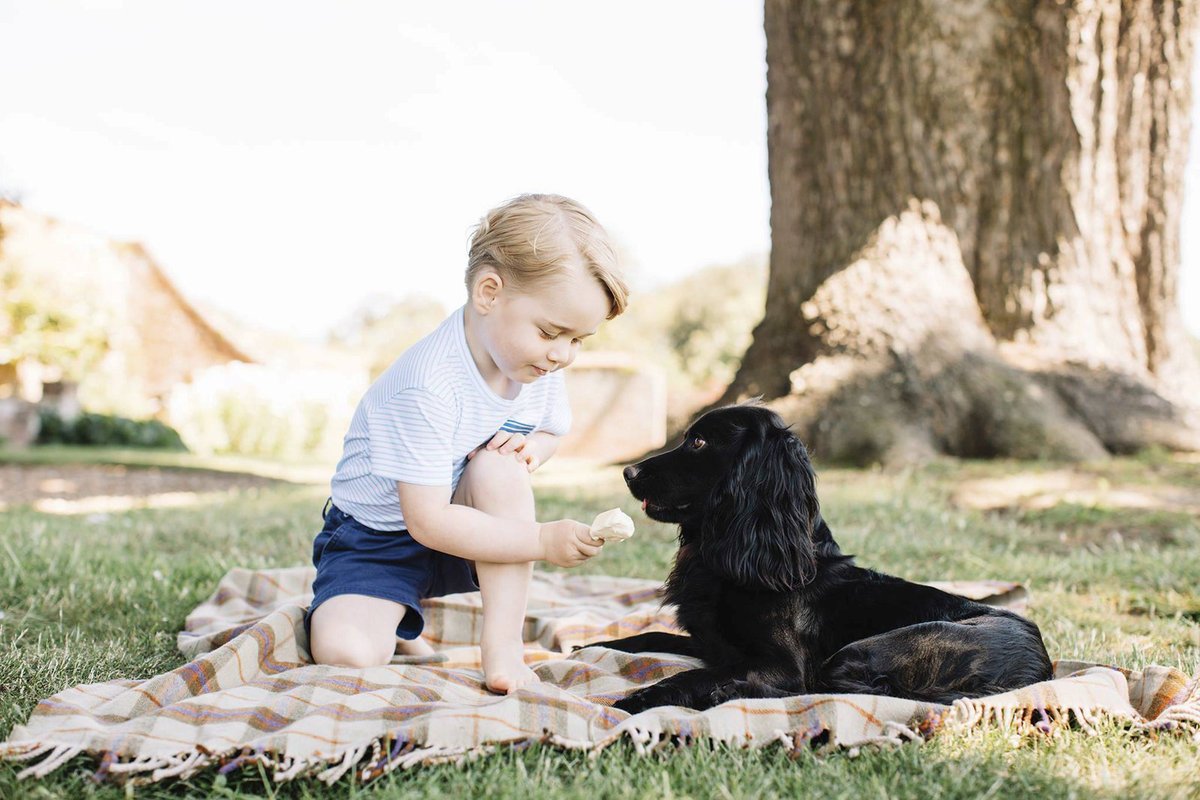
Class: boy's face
477,264,611,384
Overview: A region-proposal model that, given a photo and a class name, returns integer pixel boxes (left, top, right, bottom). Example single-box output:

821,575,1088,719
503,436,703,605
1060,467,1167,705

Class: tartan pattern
3,567,1197,785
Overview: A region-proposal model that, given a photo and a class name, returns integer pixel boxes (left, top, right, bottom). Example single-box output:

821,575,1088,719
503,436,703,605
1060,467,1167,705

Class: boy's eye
538,329,555,340
571,338,582,345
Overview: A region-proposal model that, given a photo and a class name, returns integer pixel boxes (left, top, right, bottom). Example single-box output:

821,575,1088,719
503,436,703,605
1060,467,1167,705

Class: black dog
592,404,1053,714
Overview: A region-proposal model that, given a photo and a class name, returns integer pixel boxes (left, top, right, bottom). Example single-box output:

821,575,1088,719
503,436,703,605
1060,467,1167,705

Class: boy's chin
503,370,541,386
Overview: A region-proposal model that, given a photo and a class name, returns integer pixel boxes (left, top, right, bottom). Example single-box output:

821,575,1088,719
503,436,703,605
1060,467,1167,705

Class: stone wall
557,353,667,463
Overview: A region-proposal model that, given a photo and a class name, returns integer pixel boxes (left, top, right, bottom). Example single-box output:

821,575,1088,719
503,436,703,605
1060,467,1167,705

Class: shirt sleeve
538,371,573,437
366,388,456,485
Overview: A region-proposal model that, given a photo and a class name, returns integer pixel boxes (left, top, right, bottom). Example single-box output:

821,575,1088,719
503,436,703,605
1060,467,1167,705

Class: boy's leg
309,594,433,667
453,449,539,693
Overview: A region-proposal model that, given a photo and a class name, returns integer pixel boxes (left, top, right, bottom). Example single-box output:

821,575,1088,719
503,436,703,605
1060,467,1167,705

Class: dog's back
817,606,1053,703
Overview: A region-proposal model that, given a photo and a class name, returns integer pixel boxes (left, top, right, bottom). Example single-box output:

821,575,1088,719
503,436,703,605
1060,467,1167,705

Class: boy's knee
456,449,534,515
309,601,399,667
311,628,393,668
462,448,531,488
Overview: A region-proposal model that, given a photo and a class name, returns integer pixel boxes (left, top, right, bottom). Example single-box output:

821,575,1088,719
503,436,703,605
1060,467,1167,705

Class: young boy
307,194,629,694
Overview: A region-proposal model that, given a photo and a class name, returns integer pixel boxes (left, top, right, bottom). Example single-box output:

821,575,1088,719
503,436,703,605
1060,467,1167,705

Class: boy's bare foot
481,637,539,694
395,636,435,657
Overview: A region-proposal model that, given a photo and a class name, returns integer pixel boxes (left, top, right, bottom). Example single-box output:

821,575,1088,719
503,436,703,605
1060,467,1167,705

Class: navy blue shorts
304,501,479,640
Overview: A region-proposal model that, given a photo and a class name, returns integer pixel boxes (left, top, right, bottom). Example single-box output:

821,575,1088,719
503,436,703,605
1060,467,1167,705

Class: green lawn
1,449,1199,798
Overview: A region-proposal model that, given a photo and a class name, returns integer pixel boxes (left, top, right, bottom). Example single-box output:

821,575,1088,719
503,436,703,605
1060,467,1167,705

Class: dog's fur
593,405,1053,714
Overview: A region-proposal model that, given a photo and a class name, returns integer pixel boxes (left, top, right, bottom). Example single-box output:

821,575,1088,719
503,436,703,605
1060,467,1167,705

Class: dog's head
623,404,820,592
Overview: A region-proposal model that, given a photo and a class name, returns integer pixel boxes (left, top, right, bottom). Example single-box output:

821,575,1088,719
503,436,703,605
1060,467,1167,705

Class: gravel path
0,463,287,510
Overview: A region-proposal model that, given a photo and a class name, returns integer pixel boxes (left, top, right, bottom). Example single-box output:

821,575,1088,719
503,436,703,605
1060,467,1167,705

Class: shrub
587,255,767,424
36,409,186,450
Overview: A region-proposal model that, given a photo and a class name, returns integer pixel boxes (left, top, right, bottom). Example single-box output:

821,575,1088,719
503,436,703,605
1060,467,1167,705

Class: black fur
593,404,1053,714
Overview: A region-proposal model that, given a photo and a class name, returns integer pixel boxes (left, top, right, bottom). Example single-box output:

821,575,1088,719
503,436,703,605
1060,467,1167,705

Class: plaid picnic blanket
3,567,1198,785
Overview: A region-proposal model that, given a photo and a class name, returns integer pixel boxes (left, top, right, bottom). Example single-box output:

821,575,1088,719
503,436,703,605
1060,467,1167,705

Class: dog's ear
699,424,819,592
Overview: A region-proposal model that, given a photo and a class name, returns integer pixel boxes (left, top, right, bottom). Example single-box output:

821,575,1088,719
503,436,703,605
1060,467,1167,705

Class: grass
1,449,1199,798
0,445,331,484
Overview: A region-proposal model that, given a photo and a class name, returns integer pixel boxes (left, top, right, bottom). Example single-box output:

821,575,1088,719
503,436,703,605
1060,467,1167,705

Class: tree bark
728,0,1200,463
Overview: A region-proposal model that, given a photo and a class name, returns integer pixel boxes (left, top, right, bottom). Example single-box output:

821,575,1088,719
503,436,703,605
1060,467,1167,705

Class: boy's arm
397,482,597,565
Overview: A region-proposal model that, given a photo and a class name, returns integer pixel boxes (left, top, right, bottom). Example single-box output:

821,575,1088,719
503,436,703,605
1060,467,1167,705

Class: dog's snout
622,465,640,483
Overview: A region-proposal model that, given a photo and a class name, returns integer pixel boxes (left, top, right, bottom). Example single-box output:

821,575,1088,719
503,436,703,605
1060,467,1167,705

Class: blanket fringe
1139,692,1200,739
376,745,475,776
6,686,1200,785
0,738,442,786
150,750,207,782
944,698,1122,737
107,753,173,775
15,745,83,779
273,754,310,782
0,742,55,763
542,733,595,751
315,741,371,785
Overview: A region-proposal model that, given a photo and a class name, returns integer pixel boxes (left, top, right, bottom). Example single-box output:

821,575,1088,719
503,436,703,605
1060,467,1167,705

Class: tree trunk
728,0,1200,463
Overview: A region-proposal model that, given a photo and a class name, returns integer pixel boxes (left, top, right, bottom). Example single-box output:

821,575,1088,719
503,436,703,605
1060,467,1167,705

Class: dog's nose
622,465,640,483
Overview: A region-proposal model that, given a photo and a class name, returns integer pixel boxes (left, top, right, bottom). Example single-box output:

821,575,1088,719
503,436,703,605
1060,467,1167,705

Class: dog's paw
706,678,801,706
613,696,650,715
705,683,737,708
613,688,663,715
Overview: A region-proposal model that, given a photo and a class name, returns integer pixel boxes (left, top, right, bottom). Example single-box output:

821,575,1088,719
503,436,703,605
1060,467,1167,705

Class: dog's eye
689,436,706,450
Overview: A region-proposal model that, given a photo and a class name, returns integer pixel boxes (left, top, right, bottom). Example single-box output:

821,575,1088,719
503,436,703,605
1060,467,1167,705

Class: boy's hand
469,431,542,472
483,430,527,456
538,520,603,567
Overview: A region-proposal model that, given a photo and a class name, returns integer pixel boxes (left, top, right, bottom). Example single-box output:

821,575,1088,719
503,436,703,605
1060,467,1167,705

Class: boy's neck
461,306,521,399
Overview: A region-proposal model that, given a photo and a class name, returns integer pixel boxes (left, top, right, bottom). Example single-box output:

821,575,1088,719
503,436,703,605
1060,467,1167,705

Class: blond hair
466,194,628,318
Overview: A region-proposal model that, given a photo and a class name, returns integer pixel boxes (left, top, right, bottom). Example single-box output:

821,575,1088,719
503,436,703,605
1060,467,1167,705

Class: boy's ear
472,269,504,314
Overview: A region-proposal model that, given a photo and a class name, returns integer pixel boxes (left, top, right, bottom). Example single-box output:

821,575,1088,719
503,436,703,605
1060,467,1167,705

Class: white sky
1,1,1197,340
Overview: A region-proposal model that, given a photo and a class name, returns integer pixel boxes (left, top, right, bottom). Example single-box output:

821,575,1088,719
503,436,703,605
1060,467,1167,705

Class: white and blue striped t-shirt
330,305,572,530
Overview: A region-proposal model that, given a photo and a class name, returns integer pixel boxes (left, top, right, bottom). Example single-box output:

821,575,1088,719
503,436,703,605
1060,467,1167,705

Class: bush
36,409,187,450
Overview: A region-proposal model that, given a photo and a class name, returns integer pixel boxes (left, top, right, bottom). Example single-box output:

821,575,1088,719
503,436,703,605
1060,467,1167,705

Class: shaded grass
2,455,1200,798
0,445,331,484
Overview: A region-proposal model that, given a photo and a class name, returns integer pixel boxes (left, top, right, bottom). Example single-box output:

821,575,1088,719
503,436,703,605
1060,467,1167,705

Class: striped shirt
330,305,571,530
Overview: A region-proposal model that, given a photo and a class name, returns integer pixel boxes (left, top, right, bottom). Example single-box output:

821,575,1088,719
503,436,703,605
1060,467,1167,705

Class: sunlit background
1,1,774,341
